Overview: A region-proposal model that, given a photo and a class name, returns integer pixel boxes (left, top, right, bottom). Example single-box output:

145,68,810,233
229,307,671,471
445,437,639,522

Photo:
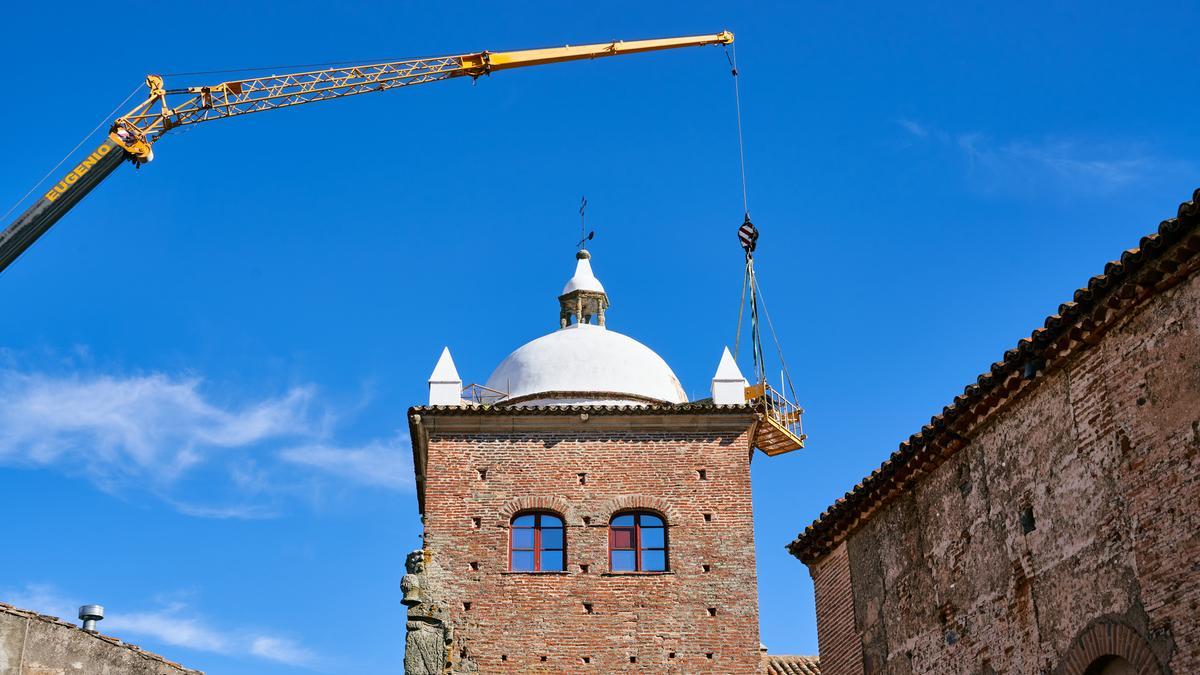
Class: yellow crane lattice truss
0,32,733,273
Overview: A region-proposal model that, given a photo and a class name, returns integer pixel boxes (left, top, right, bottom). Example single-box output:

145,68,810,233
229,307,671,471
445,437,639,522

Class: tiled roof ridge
0,601,204,674
788,187,1200,563
763,653,822,674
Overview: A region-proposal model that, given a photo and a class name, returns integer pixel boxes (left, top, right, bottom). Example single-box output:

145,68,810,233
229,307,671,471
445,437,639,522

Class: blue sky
1,1,1197,672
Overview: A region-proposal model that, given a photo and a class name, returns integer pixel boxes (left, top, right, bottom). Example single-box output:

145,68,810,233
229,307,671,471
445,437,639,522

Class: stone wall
410,414,763,673
807,264,1200,672
0,603,200,675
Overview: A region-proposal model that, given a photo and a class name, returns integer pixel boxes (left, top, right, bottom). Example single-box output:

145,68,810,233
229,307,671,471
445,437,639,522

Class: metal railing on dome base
460,384,509,406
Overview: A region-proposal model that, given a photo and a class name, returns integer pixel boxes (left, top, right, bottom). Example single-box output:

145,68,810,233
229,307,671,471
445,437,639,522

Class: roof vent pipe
78,605,104,631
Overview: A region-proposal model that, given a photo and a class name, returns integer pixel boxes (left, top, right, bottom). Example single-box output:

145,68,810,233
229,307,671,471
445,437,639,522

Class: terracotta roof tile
788,187,1200,564
409,401,753,416
763,654,821,674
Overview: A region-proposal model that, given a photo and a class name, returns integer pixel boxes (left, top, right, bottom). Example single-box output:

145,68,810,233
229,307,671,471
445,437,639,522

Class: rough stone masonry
788,189,1200,674
0,602,201,675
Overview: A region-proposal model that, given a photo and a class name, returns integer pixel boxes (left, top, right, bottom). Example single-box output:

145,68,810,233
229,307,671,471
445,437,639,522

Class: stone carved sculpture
402,549,456,674
401,549,425,607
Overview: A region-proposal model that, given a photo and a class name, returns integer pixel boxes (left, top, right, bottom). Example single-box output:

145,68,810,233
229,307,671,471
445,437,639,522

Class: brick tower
403,249,776,673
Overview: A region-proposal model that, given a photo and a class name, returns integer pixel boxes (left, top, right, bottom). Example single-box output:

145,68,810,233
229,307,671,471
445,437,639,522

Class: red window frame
608,512,668,572
509,512,564,572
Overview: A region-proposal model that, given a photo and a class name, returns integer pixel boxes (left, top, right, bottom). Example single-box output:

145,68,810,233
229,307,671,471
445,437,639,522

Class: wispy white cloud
250,635,319,666
3,583,73,622
896,118,1190,193
107,604,233,654
279,437,412,491
2,583,318,667
0,371,311,484
164,499,282,520
0,367,412,517
897,118,929,138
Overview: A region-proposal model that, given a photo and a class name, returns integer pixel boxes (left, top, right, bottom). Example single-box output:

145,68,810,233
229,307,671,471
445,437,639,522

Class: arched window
609,512,667,572
509,512,564,571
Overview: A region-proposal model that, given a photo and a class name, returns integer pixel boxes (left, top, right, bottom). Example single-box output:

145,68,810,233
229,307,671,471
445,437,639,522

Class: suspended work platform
746,382,806,456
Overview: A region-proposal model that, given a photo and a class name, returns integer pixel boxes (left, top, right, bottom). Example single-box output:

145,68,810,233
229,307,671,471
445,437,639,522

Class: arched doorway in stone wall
1084,656,1137,675
1056,619,1166,675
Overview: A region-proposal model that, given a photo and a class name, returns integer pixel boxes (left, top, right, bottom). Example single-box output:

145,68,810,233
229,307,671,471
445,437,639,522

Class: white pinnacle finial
711,346,748,404
428,347,462,406
562,250,606,295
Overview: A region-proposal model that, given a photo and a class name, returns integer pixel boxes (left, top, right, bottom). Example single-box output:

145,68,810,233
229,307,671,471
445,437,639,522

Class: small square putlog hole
703,513,713,522
577,472,587,485
707,607,717,617
469,561,479,571
471,517,481,529
477,468,487,480
582,657,591,664
583,602,594,614
702,564,711,573
1019,506,1036,534
698,468,707,480
580,563,590,574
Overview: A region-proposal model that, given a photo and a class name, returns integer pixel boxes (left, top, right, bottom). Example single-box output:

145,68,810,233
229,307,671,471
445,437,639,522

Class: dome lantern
479,248,686,406
558,249,609,328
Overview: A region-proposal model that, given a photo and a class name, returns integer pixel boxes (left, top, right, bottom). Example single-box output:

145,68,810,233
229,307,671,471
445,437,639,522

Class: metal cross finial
577,196,594,249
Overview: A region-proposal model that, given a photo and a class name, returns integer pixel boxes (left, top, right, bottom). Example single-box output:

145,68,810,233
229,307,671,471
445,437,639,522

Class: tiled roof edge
787,187,1200,564
408,402,755,416
763,653,822,675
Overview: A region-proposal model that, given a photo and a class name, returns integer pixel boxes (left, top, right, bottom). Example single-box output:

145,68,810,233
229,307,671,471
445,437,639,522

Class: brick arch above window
1055,619,1166,675
597,495,680,524
497,496,580,527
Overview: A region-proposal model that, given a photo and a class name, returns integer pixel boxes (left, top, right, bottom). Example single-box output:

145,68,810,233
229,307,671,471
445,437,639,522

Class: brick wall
810,541,864,674
416,416,762,673
807,266,1200,673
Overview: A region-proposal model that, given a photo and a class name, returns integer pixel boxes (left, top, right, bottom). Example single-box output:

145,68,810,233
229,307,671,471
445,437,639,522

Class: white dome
485,323,687,406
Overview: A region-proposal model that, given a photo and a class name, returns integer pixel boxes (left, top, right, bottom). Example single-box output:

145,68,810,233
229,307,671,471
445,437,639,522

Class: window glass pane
539,550,563,571
642,549,667,571
540,527,563,549
539,514,563,527
512,514,535,527
610,527,634,550
512,528,534,549
612,514,635,526
611,549,636,571
511,550,535,571
641,526,665,548
639,513,663,527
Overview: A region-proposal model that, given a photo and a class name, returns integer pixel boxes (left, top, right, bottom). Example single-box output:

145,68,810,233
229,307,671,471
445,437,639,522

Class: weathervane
577,195,594,250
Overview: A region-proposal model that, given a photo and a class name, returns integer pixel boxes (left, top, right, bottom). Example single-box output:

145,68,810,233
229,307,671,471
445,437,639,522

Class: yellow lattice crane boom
0,31,733,273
